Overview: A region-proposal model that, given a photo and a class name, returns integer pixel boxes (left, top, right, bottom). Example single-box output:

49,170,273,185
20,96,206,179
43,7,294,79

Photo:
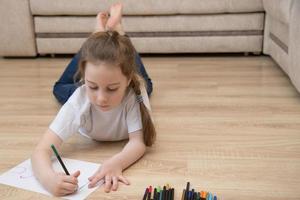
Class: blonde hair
76,31,156,146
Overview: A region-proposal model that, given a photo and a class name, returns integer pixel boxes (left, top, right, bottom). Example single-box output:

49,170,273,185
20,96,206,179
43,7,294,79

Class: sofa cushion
30,0,264,16
36,36,263,54
263,0,292,25
34,13,264,33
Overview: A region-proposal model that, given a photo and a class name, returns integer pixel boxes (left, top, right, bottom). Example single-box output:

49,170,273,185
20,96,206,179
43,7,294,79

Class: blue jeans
53,51,153,104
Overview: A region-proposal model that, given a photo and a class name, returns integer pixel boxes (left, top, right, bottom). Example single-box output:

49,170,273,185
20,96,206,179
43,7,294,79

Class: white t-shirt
49,85,150,141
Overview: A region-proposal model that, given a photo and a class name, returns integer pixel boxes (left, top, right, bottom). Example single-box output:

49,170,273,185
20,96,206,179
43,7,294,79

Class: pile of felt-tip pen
143,184,174,200
181,182,217,200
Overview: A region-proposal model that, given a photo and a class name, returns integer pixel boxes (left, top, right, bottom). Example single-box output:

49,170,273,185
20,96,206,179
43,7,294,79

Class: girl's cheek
87,91,96,101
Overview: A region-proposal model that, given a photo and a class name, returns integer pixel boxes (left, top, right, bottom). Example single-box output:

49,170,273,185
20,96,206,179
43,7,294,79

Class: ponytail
130,74,156,146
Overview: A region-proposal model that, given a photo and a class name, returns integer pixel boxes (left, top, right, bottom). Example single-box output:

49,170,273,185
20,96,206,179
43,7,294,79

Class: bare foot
94,12,109,32
106,3,123,30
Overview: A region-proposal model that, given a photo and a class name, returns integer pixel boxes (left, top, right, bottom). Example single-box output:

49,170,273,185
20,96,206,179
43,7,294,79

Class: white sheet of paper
0,158,103,200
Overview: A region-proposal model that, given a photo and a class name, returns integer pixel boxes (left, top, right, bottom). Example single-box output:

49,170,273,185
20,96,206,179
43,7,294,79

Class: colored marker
143,188,148,200
154,188,157,200
170,188,174,200
181,189,186,200
51,144,70,175
147,186,151,200
159,189,163,200
200,191,205,200
189,191,193,200
185,182,190,200
209,193,213,200
163,185,167,200
167,187,170,200
206,193,210,200
156,191,160,200
197,192,201,200
191,189,195,200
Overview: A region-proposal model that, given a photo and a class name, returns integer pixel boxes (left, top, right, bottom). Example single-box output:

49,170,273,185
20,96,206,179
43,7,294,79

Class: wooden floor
1,55,300,200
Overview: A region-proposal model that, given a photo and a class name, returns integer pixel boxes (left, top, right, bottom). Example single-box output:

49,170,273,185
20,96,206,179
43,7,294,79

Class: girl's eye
107,88,118,92
89,86,98,90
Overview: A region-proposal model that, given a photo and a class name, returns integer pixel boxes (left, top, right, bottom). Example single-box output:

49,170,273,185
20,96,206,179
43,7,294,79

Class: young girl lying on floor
31,3,156,196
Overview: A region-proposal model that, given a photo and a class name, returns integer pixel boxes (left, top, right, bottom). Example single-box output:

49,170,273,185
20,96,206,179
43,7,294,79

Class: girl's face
85,61,130,112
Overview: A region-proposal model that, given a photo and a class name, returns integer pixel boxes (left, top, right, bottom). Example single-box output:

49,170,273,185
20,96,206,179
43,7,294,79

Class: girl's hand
47,170,80,196
88,159,130,192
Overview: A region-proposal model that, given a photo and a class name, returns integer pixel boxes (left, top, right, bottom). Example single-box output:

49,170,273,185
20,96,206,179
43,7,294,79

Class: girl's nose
96,90,108,104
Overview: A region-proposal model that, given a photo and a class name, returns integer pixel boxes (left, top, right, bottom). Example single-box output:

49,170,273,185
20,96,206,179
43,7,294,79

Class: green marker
51,144,70,175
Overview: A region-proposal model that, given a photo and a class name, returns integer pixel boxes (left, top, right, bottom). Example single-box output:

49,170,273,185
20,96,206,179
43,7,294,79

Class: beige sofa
263,0,300,94
0,0,299,92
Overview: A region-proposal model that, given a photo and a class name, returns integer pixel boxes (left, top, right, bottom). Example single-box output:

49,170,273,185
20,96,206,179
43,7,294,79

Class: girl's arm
31,129,80,196
88,130,146,192
111,130,146,169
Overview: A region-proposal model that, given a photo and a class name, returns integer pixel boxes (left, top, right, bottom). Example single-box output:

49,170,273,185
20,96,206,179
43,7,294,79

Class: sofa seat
35,13,264,53
29,0,264,53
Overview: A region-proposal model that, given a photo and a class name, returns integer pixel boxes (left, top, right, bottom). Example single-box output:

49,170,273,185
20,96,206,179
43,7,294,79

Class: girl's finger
104,175,112,192
88,168,101,181
88,174,96,181
61,188,76,196
62,175,78,184
118,175,130,185
111,176,118,191
62,182,78,192
88,172,105,188
72,170,80,178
